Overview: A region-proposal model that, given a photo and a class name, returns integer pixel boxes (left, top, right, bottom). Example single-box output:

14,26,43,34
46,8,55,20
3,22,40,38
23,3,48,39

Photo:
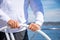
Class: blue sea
28,22,60,40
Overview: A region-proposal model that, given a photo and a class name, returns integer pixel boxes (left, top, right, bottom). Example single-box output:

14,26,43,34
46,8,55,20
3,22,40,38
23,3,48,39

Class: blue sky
42,0,60,9
42,0,60,22
28,0,60,22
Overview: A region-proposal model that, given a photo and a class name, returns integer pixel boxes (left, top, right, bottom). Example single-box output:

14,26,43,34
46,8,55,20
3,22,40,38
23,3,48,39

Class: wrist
35,21,44,27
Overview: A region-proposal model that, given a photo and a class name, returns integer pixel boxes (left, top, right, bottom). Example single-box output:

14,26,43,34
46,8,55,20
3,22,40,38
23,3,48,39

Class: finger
31,28,36,31
12,21,16,28
17,22,20,28
32,24,39,31
14,20,19,28
11,21,14,28
14,21,17,28
32,26,37,31
29,23,34,29
8,21,12,26
29,26,35,31
33,24,40,30
8,22,13,28
15,21,19,28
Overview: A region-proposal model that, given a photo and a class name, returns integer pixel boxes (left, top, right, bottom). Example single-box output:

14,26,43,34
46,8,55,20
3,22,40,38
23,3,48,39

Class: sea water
28,22,60,40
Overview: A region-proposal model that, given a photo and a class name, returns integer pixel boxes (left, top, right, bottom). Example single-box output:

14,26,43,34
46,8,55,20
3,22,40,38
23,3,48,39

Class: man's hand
28,23,41,31
7,19,20,28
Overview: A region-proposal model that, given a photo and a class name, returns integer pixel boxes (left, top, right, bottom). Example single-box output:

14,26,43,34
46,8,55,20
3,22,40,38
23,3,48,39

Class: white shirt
0,0,44,33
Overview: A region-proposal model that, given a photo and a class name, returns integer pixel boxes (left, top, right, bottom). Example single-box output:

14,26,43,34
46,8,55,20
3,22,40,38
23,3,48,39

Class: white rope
9,30,15,40
19,24,51,40
0,24,51,40
0,26,15,40
5,28,10,40
0,26,10,40
36,30,51,40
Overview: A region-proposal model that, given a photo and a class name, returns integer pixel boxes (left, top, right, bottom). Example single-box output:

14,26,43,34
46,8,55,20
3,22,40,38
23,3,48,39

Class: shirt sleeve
0,9,11,22
0,0,11,22
29,0,44,26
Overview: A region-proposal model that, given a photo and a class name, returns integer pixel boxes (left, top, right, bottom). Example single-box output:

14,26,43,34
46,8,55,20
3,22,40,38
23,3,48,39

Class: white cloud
44,9,60,22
